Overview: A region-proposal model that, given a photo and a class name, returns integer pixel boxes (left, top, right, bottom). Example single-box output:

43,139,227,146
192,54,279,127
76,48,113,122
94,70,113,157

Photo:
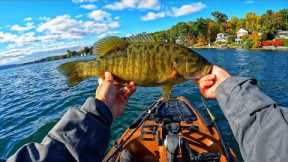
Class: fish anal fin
93,36,129,56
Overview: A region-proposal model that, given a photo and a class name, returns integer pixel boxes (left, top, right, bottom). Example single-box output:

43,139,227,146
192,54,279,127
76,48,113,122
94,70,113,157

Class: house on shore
235,28,248,44
276,30,288,39
215,33,229,43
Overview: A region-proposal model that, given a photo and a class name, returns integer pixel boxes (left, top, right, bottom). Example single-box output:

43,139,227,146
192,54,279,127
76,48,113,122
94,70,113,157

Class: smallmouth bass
58,36,212,99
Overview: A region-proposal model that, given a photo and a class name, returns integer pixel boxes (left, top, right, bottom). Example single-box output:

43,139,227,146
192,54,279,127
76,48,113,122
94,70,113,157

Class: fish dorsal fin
125,33,156,43
93,36,129,56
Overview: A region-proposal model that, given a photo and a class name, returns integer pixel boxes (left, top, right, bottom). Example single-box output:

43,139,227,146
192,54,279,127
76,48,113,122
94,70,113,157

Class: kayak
103,96,238,162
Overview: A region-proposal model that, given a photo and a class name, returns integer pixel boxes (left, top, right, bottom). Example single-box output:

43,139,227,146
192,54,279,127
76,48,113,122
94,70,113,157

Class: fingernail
105,72,113,80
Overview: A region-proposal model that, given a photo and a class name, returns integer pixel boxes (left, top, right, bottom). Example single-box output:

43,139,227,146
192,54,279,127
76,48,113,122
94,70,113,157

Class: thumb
105,72,113,81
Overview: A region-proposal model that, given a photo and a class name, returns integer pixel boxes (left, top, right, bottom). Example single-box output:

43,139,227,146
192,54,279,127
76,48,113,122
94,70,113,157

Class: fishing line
200,95,235,162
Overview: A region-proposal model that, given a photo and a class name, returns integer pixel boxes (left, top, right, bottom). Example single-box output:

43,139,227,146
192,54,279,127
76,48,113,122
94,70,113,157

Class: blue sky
0,0,287,65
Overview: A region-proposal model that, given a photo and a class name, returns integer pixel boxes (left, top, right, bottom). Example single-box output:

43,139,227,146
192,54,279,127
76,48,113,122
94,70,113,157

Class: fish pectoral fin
162,84,173,101
58,61,97,87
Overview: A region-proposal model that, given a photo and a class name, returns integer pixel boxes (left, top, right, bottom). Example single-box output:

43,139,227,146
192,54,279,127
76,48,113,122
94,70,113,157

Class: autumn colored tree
245,12,261,32
148,8,288,48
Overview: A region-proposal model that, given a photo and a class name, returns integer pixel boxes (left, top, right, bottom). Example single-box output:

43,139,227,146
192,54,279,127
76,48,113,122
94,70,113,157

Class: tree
207,20,218,44
236,18,246,30
193,18,209,45
227,16,239,35
279,9,288,30
250,31,261,48
245,12,260,32
212,11,228,32
260,10,278,40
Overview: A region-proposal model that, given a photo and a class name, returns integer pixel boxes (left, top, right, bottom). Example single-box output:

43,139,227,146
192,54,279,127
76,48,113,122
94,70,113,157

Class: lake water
0,49,287,160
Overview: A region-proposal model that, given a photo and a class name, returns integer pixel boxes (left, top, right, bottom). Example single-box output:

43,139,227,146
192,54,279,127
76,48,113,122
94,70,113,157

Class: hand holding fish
96,72,136,118
198,65,231,99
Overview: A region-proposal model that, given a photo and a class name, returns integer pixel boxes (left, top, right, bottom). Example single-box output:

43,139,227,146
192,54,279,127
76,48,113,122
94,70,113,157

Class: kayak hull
104,96,238,162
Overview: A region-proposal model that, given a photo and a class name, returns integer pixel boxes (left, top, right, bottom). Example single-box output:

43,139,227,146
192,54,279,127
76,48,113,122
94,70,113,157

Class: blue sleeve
216,77,288,162
7,97,113,162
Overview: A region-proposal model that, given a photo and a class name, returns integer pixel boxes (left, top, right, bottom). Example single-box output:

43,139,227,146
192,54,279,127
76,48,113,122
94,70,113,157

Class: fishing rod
201,96,235,162
104,99,164,162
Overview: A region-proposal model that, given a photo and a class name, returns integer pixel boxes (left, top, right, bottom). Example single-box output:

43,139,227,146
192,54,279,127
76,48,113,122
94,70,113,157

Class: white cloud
24,17,33,22
1,31,40,45
10,22,35,32
0,32,18,43
0,41,84,65
172,2,206,17
36,14,119,41
141,2,206,21
0,10,120,65
138,0,160,9
105,0,160,10
37,15,79,34
80,4,96,10
141,11,165,21
72,0,98,3
88,10,111,21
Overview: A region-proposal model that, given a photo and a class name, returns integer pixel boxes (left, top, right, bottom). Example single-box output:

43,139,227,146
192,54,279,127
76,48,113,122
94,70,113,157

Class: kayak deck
104,96,237,162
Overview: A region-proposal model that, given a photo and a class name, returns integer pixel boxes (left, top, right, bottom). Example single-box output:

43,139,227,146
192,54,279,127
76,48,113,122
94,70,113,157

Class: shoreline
1,46,287,71
192,46,288,51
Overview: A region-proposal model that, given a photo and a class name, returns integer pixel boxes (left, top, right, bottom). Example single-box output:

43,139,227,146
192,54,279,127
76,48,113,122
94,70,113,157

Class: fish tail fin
58,60,98,86
162,84,173,101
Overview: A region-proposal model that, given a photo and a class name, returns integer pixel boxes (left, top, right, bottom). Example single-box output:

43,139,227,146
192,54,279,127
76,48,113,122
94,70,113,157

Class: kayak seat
152,99,197,122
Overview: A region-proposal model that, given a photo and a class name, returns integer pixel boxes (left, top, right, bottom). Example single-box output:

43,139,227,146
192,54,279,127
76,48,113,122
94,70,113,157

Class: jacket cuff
80,97,113,126
216,77,256,97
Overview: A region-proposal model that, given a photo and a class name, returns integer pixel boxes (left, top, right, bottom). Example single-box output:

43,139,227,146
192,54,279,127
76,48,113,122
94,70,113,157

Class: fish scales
150,45,156,82
134,47,139,82
120,52,125,76
141,46,146,81
161,46,169,81
155,45,162,82
122,52,127,79
115,55,121,76
143,45,149,81
128,46,137,80
134,45,140,81
58,36,212,99
125,49,131,79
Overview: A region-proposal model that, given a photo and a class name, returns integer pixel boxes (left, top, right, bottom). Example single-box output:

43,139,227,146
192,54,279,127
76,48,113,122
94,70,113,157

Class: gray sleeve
216,77,288,162
7,97,113,162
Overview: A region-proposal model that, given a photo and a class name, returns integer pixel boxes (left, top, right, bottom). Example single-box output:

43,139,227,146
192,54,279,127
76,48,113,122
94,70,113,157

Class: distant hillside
0,64,22,71
0,47,93,71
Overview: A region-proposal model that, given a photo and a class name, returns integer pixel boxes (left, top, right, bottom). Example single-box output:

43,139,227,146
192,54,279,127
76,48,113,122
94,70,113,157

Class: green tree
259,10,282,40
227,16,239,35
279,9,288,30
212,11,228,32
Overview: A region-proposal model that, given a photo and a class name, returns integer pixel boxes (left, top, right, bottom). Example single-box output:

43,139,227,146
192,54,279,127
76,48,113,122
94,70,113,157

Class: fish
58,35,212,99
